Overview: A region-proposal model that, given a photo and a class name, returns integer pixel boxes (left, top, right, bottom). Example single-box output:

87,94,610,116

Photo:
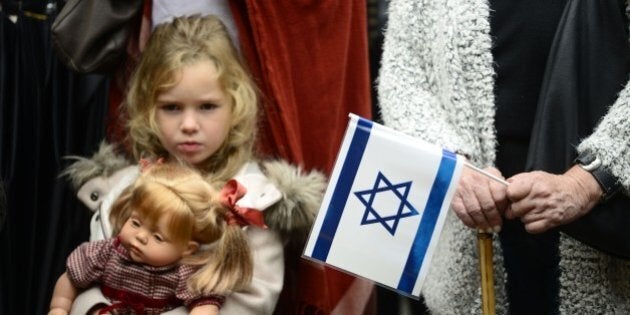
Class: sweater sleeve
377,1,465,152
377,0,497,165
577,81,630,192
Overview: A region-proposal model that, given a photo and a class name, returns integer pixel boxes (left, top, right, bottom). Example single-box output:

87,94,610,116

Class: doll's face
118,212,197,267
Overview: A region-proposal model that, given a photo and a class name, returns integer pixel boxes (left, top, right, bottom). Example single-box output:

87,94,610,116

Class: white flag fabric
303,113,464,298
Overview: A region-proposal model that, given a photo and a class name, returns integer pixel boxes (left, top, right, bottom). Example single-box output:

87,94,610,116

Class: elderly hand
451,166,508,233
505,165,603,233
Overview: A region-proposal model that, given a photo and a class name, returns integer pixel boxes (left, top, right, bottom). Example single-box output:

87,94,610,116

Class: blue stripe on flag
311,117,373,261
397,149,458,293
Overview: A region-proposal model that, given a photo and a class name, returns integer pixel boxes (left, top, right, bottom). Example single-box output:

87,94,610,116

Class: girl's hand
451,166,508,233
505,166,602,233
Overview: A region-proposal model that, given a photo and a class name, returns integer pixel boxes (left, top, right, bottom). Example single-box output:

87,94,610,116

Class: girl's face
118,211,197,267
155,60,232,168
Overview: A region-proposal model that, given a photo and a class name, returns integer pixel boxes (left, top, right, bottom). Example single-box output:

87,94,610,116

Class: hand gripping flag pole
464,163,509,315
304,113,509,310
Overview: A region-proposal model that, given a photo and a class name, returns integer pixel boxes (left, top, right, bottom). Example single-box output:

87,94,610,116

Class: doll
49,162,263,315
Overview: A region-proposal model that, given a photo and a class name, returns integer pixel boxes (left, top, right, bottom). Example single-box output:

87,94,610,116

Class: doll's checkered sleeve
66,239,115,288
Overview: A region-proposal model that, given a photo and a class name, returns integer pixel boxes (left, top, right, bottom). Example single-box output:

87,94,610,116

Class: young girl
59,14,326,314
50,163,258,314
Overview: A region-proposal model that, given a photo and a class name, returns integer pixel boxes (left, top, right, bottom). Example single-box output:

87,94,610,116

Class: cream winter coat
62,143,326,314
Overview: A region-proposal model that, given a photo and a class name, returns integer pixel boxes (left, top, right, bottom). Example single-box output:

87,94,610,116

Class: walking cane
478,232,495,315
464,163,508,315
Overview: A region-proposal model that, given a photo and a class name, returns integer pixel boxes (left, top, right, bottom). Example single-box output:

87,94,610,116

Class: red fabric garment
230,0,373,174
229,1,375,314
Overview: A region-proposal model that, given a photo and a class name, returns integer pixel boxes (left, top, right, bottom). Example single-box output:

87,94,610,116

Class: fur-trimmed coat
377,0,630,314
62,143,327,314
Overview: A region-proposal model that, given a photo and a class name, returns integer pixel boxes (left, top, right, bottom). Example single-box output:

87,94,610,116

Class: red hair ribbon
219,179,267,229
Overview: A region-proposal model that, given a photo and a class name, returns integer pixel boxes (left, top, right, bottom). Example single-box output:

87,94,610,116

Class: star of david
354,171,419,235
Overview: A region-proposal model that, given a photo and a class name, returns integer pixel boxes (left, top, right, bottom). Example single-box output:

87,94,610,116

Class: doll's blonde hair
109,163,253,294
125,14,258,182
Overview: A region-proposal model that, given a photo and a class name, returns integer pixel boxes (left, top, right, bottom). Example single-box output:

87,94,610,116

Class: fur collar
61,142,327,247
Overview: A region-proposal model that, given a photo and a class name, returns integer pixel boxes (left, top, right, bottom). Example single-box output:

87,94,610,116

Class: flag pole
464,163,509,186
464,163,508,315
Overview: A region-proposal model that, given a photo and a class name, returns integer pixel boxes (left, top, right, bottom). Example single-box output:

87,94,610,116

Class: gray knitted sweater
377,0,630,314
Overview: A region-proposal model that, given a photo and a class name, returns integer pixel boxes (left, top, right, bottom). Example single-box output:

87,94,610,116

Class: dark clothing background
490,0,629,314
526,0,630,261
490,0,568,314
1,1,109,314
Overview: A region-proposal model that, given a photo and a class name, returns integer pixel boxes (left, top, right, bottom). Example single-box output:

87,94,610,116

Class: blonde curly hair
125,14,258,182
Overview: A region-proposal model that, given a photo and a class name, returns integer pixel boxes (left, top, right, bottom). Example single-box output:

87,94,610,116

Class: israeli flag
303,113,464,298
